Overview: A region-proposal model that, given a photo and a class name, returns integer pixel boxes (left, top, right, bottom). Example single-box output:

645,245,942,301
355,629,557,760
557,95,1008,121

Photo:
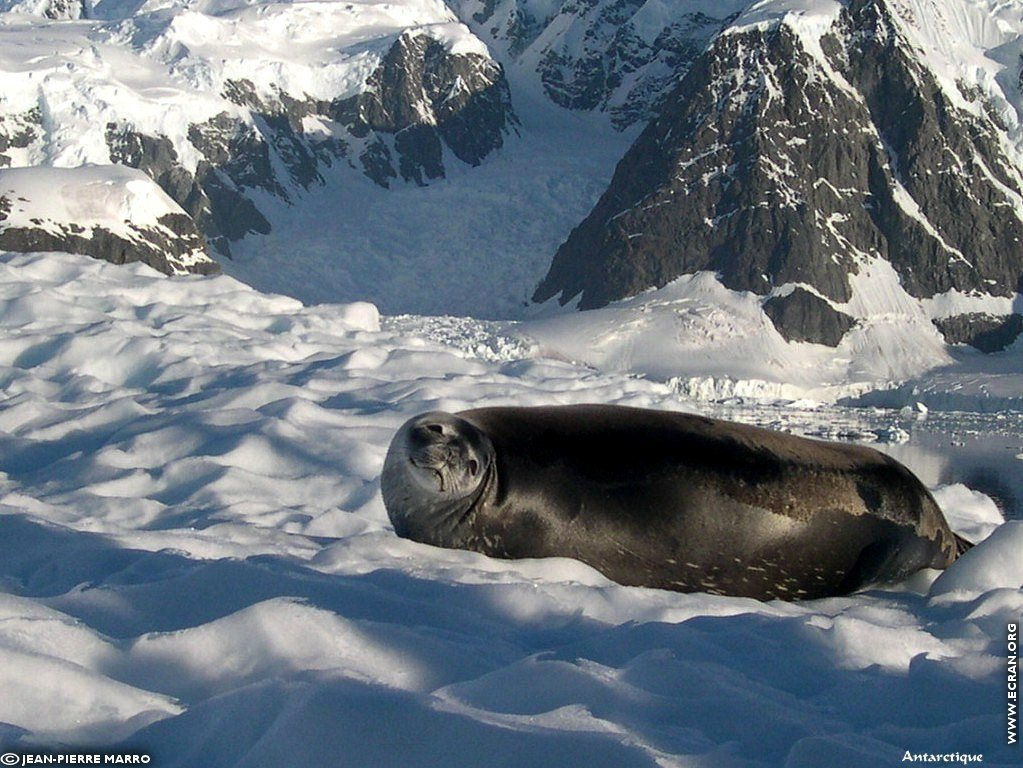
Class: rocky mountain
451,0,749,129
532,0,1023,352
0,0,516,266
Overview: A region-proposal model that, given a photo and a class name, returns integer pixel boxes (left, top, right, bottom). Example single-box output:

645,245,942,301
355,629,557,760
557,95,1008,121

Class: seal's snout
407,421,481,486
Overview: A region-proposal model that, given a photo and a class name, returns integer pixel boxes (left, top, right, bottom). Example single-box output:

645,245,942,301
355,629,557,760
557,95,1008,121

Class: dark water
703,402,1023,521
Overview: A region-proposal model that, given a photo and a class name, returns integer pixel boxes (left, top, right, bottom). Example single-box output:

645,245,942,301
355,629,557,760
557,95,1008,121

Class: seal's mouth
409,455,446,492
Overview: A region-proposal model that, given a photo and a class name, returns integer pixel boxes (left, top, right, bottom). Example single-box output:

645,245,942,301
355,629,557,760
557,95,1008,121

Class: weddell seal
380,404,970,600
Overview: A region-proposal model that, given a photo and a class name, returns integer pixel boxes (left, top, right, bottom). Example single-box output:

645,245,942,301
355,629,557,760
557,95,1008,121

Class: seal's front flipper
838,538,904,594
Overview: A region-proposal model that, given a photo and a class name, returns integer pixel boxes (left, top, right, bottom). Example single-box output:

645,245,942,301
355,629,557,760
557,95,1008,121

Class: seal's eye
427,424,444,435
468,459,479,476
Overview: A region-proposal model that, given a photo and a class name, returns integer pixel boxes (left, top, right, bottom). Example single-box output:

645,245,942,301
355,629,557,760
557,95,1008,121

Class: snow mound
931,484,1007,545
0,250,1019,764
929,521,1023,601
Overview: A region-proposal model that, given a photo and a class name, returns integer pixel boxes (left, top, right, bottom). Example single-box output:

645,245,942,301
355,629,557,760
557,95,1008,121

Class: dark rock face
459,0,549,56
106,127,271,257
533,0,1023,350
534,22,871,310
537,5,733,129
331,32,516,186
838,0,1023,301
0,107,42,168
763,288,856,347
933,314,1023,353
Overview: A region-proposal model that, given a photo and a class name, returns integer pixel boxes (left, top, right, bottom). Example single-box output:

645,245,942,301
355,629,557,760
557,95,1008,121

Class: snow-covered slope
0,250,1020,765
522,257,1023,402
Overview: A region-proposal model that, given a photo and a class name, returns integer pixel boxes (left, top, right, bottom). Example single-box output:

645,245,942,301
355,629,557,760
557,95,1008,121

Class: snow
886,0,1023,116
519,257,988,402
0,164,217,273
922,288,1021,321
227,100,632,318
731,0,844,35
523,272,817,391
0,250,1021,765
932,484,1007,544
2,1,1023,759
929,521,1023,600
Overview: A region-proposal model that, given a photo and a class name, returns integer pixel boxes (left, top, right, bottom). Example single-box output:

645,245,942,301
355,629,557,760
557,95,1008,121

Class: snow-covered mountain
534,0,1023,353
450,0,749,129
0,0,517,261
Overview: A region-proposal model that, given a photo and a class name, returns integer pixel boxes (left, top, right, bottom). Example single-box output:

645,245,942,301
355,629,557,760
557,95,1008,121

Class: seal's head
381,411,494,546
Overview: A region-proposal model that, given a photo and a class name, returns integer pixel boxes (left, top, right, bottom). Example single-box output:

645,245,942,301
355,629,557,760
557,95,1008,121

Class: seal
381,404,967,600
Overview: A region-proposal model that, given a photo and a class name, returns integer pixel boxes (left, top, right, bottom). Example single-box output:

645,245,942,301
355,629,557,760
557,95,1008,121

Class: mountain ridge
531,0,1023,352
0,0,518,265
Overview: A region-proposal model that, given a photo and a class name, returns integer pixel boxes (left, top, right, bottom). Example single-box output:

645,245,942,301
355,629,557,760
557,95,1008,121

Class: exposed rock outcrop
763,288,856,347
933,314,1023,353
0,165,220,276
103,32,516,253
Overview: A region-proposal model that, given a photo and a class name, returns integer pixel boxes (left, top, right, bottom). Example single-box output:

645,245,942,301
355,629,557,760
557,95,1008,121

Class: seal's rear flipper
954,532,974,557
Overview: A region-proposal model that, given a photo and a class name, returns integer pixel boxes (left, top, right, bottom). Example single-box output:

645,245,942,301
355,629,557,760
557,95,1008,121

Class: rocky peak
331,31,517,187
533,0,1023,348
451,0,745,129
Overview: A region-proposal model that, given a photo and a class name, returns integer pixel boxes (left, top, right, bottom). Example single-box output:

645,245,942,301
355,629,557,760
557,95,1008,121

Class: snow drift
0,250,1019,766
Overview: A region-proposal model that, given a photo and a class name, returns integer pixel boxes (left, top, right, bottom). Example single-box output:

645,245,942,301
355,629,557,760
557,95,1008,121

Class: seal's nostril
468,459,479,476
